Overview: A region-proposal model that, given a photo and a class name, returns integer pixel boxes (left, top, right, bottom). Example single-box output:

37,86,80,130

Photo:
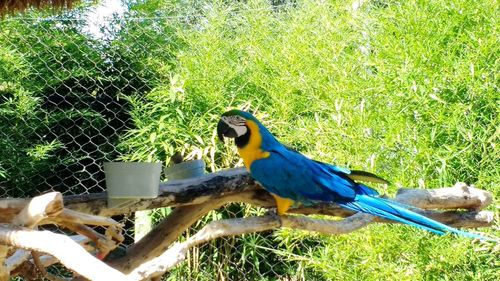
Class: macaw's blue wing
249,146,376,205
250,146,495,242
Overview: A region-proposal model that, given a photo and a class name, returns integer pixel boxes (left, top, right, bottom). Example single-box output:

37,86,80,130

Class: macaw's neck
236,120,273,170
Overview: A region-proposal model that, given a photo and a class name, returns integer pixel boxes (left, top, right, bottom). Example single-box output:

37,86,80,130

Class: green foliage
0,0,498,280
273,224,500,281
120,0,498,280
0,11,169,195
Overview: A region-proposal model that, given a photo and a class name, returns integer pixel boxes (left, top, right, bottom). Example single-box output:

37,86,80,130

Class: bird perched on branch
217,109,493,241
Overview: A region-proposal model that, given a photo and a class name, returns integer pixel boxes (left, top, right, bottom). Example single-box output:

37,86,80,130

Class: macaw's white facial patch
222,116,248,137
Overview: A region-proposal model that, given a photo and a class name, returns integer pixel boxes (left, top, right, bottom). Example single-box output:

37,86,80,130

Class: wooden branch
110,181,495,272
291,205,494,228
0,246,8,281
120,182,496,279
0,168,496,280
0,199,30,223
64,168,257,216
0,192,121,279
2,169,494,221
0,224,127,281
62,169,494,218
127,206,497,279
1,192,64,280
395,182,493,210
126,213,376,279
12,192,63,228
109,191,259,273
27,235,94,269
4,250,30,272
31,251,47,277
60,223,118,259
50,209,122,227
126,215,281,279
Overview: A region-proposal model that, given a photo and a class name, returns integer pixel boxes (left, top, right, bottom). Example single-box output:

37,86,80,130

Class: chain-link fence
0,1,323,280
3,0,498,280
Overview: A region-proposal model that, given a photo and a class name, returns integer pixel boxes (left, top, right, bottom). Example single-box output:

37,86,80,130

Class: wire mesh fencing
0,3,324,280
3,0,499,280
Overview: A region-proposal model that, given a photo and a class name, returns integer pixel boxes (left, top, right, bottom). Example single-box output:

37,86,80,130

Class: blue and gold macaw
217,109,491,240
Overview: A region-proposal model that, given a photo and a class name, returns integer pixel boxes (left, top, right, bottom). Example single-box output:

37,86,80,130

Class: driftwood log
0,168,497,280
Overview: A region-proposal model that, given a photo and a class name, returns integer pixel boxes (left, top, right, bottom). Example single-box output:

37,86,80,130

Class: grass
119,0,499,280
2,0,496,279
118,0,500,279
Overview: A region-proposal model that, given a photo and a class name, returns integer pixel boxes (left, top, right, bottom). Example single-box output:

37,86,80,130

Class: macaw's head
217,109,258,148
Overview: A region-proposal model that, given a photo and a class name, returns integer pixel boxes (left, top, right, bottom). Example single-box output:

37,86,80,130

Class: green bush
120,0,498,280
0,10,181,196
0,0,497,280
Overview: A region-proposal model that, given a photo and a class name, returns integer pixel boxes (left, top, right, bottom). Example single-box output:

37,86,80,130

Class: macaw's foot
265,208,283,227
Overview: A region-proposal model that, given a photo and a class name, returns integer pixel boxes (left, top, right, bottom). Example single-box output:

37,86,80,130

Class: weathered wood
1,191,121,279
126,213,373,279
126,215,283,280
4,249,30,273
0,192,63,224
292,206,494,228
2,170,494,223
0,199,35,223
31,251,47,277
396,182,493,210
110,190,262,273
64,168,257,216
1,192,64,280
49,209,122,227
61,222,118,260
12,192,63,228
62,169,494,219
111,184,496,275
126,209,496,278
0,224,127,281
0,246,8,281
25,235,93,269
0,167,496,280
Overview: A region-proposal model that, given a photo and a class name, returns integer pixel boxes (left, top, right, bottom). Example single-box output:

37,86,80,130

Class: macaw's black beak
217,119,237,141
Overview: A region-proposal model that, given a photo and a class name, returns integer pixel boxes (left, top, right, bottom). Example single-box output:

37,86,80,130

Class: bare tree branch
0,169,496,280
5,249,30,273
64,168,257,216
110,191,262,273
0,246,8,281
1,192,64,280
50,209,123,227
121,181,497,279
3,170,493,221
395,182,493,210
115,183,496,277
0,192,122,279
12,192,63,228
0,224,127,281
62,170,494,218
127,208,496,279
25,235,94,269
126,213,378,279
31,251,47,277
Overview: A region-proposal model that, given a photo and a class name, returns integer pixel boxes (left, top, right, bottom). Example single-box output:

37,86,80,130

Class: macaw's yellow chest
237,120,270,170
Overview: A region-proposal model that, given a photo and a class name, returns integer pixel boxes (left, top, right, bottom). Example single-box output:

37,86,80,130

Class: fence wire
0,4,323,281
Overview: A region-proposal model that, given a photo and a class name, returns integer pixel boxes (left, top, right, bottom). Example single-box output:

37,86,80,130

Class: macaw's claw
265,208,283,228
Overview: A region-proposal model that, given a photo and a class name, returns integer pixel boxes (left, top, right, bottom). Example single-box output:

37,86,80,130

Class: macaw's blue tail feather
338,195,495,241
